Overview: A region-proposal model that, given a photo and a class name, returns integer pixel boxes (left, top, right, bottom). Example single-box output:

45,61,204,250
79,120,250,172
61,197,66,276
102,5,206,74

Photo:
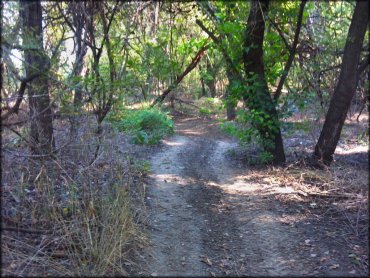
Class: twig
2,226,52,235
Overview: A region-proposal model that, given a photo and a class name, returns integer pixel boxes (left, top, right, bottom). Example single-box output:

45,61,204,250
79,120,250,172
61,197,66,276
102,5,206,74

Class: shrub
116,108,174,145
220,115,274,164
195,97,224,117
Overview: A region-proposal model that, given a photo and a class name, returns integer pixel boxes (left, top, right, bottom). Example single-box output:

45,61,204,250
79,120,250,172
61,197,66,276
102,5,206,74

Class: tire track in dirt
141,116,358,276
145,133,300,276
144,135,207,276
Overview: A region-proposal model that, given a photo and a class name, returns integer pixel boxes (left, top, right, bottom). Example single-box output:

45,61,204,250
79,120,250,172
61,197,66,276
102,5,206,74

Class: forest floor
130,113,368,277
1,111,368,276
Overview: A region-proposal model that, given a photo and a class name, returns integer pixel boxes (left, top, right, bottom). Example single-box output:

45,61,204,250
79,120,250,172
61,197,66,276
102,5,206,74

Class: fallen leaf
201,257,212,266
329,264,339,269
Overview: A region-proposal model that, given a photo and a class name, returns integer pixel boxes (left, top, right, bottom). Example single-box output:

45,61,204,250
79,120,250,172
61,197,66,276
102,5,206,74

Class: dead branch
1,73,41,121
2,226,52,235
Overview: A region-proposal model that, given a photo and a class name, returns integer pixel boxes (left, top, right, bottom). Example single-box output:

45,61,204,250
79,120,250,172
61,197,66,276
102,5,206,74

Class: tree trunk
243,0,285,164
205,56,217,97
314,0,369,165
225,70,237,120
70,2,87,108
199,63,207,97
20,0,54,154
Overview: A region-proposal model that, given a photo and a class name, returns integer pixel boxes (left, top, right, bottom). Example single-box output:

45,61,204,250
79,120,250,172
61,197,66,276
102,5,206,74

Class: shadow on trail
139,116,368,277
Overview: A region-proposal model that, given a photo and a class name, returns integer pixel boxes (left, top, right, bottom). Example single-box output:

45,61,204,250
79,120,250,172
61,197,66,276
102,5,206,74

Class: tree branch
195,19,242,80
267,18,292,53
1,73,42,121
151,43,209,107
274,0,307,102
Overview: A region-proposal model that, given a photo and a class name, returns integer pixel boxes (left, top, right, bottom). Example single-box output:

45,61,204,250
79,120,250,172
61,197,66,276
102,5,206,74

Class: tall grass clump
2,153,143,276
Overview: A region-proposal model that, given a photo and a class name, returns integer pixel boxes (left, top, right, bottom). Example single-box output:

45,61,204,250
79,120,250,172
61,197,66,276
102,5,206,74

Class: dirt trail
138,116,363,277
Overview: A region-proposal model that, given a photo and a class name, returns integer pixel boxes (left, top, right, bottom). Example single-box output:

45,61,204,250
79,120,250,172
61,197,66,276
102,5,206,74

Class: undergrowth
195,97,224,117
1,119,145,276
221,120,273,164
109,108,174,145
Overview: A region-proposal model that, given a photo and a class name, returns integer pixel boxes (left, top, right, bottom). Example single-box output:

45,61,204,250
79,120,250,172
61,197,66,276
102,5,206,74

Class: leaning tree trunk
20,0,54,154
314,0,369,165
243,0,286,164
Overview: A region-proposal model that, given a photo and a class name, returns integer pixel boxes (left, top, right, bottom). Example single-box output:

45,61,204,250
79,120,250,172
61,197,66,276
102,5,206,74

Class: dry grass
1,116,147,276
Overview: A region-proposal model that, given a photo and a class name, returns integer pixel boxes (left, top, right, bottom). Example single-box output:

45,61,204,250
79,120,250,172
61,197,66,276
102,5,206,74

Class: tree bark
225,70,237,120
314,0,369,165
70,2,88,108
199,63,207,97
205,56,217,97
243,0,286,164
20,0,54,154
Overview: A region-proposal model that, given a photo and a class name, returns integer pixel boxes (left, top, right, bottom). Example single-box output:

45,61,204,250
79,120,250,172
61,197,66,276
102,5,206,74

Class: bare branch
1,73,41,121
274,0,307,102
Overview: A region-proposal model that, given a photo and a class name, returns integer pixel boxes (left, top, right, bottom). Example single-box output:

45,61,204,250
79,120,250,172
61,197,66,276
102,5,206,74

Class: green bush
220,115,274,164
195,97,224,117
116,108,174,145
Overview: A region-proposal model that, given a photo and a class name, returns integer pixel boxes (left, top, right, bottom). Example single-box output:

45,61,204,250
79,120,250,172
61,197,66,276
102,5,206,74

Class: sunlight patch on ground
210,174,298,197
178,129,205,136
336,144,368,154
162,140,184,146
252,213,275,223
274,186,295,194
209,176,265,193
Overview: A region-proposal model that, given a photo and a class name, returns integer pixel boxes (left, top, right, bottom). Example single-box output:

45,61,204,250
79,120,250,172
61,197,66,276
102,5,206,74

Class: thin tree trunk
71,3,87,108
225,70,237,120
199,63,207,97
20,0,54,154
314,0,369,165
205,56,217,97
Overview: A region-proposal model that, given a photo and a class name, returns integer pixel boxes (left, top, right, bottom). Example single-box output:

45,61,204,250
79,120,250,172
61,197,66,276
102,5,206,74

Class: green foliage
129,157,151,175
199,108,212,115
113,108,174,145
221,108,276,164
195,97,224,117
